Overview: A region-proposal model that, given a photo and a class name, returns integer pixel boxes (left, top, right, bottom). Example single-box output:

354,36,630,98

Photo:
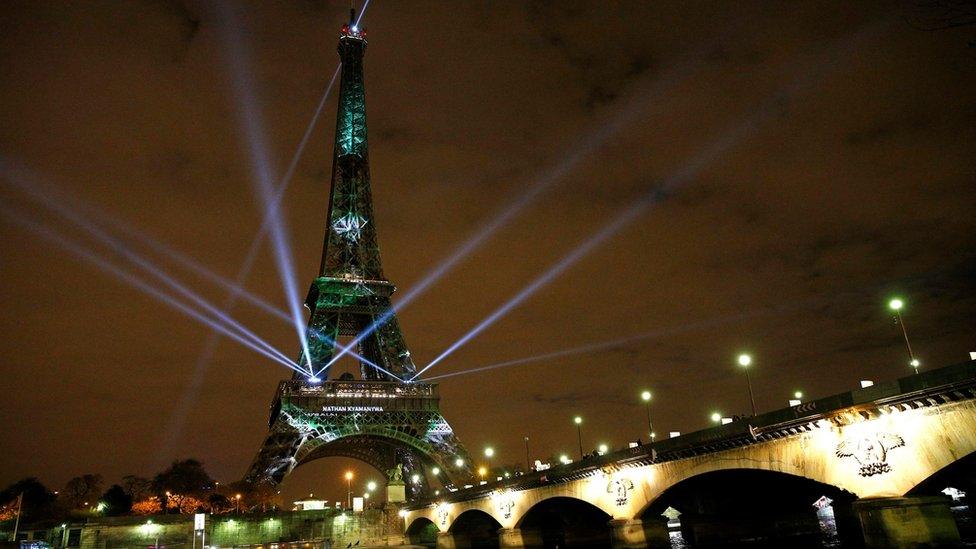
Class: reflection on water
661,502,974,548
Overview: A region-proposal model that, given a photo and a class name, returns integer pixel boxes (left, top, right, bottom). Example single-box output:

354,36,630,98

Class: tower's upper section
334,22,368,159
317,17,384,280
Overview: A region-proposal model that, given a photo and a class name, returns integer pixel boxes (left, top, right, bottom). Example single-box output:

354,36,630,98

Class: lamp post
234,493,241,514
574,416,583,458
640,391,654,442
484,447,494,472
344,471,353,509
711,412,722,424
523,436,530,471
738,354,757,416
889,298,919,373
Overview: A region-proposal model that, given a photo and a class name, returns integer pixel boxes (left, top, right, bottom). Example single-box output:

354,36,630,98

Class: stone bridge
402,359,976,548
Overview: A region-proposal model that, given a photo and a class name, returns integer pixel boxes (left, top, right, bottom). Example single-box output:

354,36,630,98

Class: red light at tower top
341,23,366,40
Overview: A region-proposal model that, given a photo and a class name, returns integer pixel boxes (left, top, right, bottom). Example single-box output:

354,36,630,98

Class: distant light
737,354,752,367
911,359,920,367
398,510,407,518
559,454,570,464
366,481,377,491
363,493,369,499
641,391,651,402
345,471,353,481
710,412,722,423
455,458,464,467
597,443,608,455
574,416,582,424
411,474,420,484
889,298,904,311
307,376,321,383
431,467,440,476
794,391,803,399
351,26,359,33
789,399,801,407
860,380,874,388
477,466,487,477
484,447,494,458
669,431,680,438
721,417,733,425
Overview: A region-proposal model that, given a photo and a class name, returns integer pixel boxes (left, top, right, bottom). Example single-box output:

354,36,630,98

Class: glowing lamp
641,391,651,402
889,298,904,311
431,467,440,476
455,458,464,467
598,443,608,455
710,412,722,423
484,447,494,458
574,416,582,424
737,354,752,367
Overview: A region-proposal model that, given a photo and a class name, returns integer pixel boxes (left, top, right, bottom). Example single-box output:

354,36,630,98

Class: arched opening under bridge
517,496,613,548
642,469,858,547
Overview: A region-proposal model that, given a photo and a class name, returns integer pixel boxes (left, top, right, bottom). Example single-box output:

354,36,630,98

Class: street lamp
794,391,803,400
598,443,609,455
574,416,583,458
889,298,919,373
477,466,487,479
640,390,654,442
344,471,353,509
738,353,757,416
431,467,440,476
234,493,242,514
524,436,530,472
484,447,494,471
710,412,722,423
455,458,464,468
366,481,377,492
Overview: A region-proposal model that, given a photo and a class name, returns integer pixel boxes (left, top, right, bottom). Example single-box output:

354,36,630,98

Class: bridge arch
404,516,438,546
449,509,502,548
516,496,613,548
639,468,857,546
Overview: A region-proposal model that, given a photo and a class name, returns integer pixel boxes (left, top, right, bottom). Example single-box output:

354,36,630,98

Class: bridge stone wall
405,398,976,537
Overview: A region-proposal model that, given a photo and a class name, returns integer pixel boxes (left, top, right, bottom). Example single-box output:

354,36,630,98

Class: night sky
2,2,975,506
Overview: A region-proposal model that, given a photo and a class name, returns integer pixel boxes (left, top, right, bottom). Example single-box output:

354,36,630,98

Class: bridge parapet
409,359,976,510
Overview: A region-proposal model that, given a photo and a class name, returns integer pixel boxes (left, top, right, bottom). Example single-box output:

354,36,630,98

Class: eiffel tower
245,15,472,499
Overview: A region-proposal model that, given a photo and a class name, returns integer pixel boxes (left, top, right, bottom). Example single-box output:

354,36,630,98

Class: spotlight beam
0,167,290,323
318,57,701,375
413,98,789,381
0,166,297,367
216,2,315,373
409,20,887,381
0,205,307,375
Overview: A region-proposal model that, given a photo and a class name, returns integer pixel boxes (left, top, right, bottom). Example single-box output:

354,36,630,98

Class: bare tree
62,474,103,510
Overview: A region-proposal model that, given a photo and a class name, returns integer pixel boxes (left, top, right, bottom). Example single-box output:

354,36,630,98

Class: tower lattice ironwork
245,18,472,498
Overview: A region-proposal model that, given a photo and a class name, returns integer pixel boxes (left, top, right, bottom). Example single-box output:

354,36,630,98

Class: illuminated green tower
300,15,414,382
245,18,472,497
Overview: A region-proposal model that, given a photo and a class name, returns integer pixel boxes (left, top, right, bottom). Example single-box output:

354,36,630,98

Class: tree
131,497,162,516
0,478,58,522
224,481,279,513
122,476,153,502
62,474,103,510
205,493,232,514
153,459,213,514
101,485,132,516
